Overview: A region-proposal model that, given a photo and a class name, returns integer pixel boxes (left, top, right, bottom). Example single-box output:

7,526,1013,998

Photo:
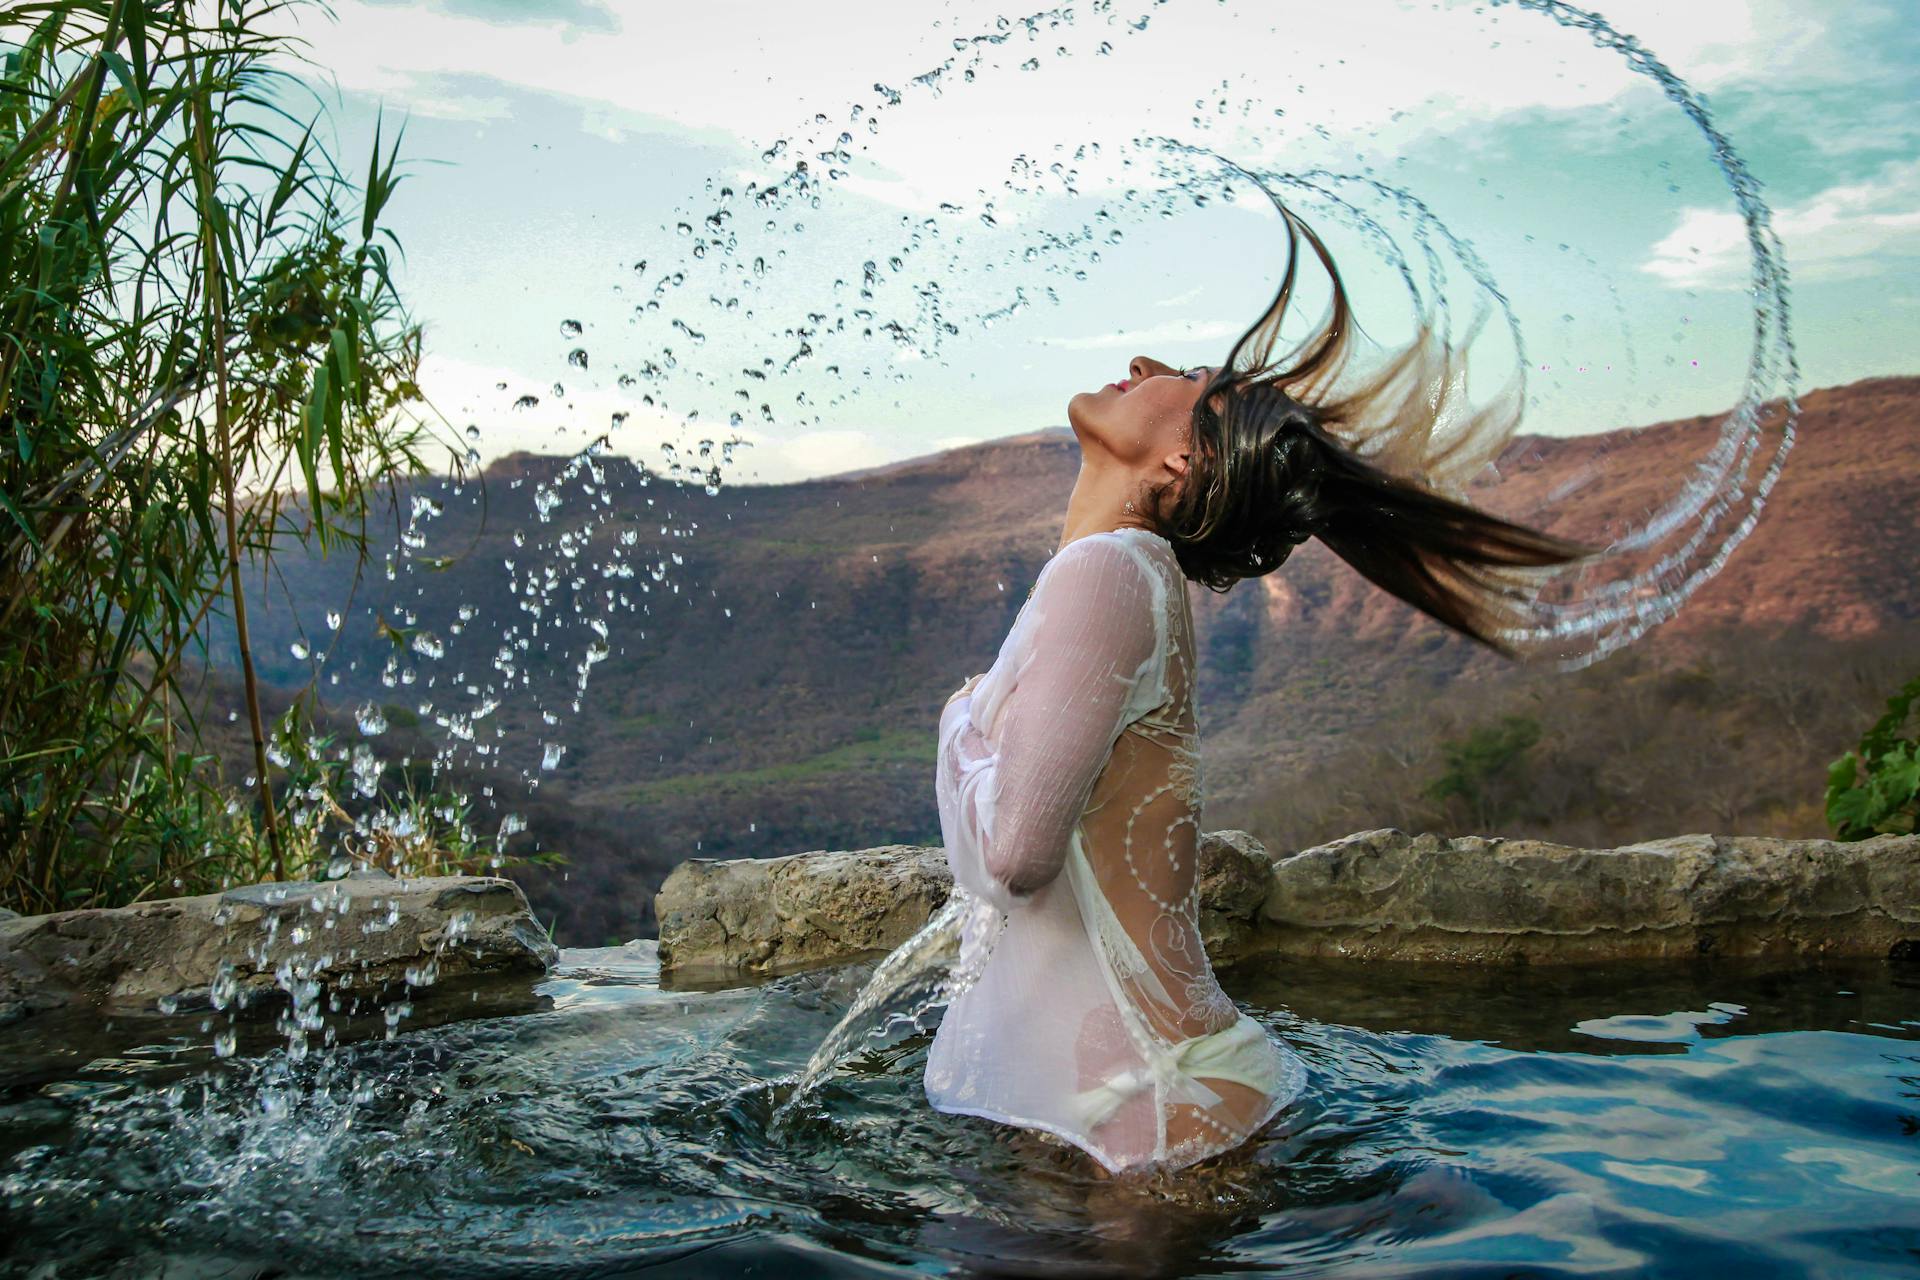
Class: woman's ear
1163,449,1190,478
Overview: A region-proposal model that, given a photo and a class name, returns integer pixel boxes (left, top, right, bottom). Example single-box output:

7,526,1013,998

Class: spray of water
578,0,1790,1129
235,0,1795,1103
407,0,1794,798
766,894,976,1132
1481,0,1798,667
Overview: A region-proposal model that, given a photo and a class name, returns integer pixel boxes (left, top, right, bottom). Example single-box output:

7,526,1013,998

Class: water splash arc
257,0,1799,1046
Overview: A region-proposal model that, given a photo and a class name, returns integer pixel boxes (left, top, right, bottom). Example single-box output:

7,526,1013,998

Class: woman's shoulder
1049,525,1174,563
1039,526,1177,589
1036,525,1182,606
1029,529,1174,695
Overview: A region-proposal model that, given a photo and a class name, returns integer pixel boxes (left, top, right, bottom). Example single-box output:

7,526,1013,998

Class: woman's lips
1108,379,1131,391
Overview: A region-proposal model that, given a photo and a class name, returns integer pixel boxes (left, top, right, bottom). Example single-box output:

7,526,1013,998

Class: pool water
3,944,1918,1278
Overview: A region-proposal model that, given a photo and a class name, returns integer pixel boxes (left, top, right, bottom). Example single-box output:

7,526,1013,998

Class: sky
260,0,1920,484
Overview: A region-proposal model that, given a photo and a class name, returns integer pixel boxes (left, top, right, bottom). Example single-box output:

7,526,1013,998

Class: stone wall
655,828,1920,978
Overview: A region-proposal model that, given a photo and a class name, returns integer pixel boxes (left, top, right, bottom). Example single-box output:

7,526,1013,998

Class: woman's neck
1057,459,1148,553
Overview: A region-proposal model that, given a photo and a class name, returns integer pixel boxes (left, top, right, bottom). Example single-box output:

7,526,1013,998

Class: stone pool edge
0,872,557,1026
654,828,1920,979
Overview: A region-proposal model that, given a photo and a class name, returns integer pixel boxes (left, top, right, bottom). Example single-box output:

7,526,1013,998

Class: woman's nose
1129,355,1173,381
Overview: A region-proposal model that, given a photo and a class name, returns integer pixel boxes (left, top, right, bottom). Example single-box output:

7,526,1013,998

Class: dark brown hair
1141,197,1597,657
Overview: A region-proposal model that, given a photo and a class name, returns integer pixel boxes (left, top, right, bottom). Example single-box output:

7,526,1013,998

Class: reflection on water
5,947,1917,1277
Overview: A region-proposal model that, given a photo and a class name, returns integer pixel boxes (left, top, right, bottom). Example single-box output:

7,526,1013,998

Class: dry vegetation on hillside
1224,622,1920,854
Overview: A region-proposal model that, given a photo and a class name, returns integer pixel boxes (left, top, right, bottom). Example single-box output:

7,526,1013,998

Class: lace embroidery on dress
925,526,1307,1174
1170,740,1204,810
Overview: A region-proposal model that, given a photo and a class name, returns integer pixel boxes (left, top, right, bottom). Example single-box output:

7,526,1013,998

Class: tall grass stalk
0,0,481,912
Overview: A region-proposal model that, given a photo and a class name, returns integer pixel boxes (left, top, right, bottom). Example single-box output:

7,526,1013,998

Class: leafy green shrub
1825,676,1920,840
1422,714,1541,829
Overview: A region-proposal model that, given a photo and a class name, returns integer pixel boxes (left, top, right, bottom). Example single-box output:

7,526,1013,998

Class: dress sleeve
935,535,1162,913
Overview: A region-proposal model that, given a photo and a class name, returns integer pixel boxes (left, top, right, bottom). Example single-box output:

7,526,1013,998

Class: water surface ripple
5,949,1918,1278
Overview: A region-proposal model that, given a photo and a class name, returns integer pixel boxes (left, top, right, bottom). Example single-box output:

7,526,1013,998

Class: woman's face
1067,354,1213,486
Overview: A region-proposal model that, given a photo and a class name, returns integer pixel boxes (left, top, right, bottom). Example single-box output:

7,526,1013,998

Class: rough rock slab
655,829,1920,976
0,874,559,1025
656,843,952,982
1264,829,1920,962
655,831,1282,978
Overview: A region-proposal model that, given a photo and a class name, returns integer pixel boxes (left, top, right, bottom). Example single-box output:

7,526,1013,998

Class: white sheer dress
924,525,1308,1175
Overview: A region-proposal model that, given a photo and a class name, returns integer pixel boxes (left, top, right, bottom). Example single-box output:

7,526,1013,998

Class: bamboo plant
0,0,498,913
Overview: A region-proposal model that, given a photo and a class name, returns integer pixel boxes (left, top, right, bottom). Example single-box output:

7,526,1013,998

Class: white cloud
411,349,707,463
251,0,1916,461
754,429,889,482
408,352,920,483
266,0,1886,212
1642,157,1920,290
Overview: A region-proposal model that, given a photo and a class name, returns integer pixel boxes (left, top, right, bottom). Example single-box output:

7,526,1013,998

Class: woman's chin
1065,391,1093,436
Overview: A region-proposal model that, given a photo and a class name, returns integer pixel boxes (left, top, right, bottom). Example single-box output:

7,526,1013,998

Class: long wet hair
1141,197,1598,657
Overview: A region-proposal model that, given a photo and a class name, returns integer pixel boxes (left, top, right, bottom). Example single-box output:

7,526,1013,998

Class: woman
923,199,1595,1176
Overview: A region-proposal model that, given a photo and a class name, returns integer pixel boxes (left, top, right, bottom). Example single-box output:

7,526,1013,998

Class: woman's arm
935,535,1161,913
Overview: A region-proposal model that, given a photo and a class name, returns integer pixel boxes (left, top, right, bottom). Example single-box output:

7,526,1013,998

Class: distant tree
1826,676,1920,840
1421,714,1541,831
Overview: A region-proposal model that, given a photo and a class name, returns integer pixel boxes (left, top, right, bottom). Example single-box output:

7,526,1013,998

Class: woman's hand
946,672,985,706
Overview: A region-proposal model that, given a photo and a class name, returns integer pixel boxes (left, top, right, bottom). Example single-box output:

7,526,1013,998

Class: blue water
4,947,1918,1277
